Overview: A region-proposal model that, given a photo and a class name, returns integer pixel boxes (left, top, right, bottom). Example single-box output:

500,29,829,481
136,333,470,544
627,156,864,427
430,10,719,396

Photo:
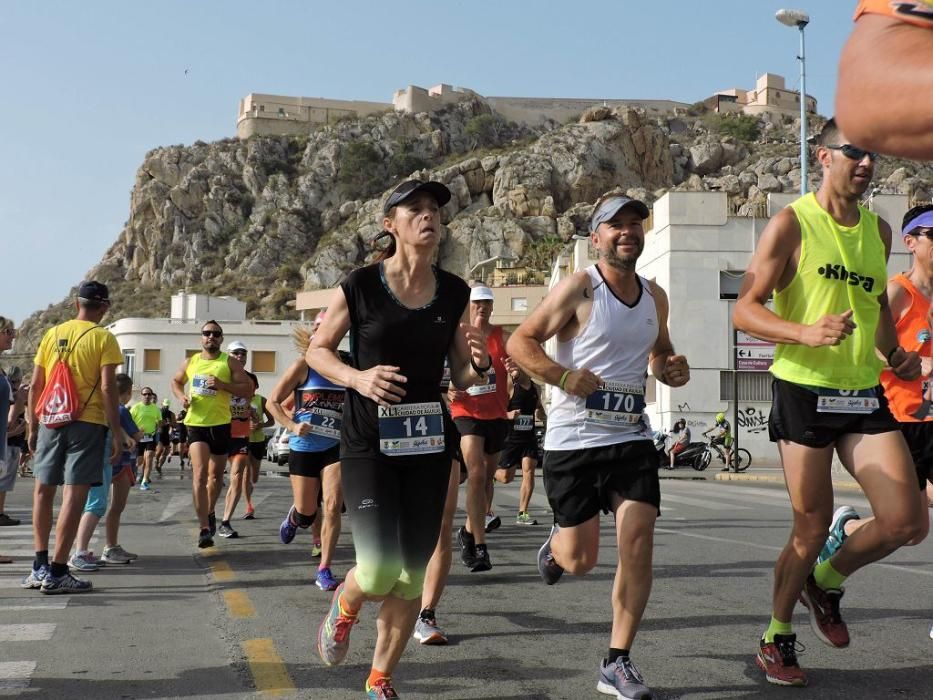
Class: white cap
227,340,247,353
469,285,495,302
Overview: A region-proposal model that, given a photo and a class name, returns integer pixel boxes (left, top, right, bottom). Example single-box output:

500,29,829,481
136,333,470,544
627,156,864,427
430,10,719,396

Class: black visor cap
383,180,451,214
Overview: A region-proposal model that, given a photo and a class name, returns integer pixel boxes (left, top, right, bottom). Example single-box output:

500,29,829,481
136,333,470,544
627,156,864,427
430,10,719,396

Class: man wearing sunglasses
734,118,923,687
171,321,252,549
129,387,161,490
837,1,933,160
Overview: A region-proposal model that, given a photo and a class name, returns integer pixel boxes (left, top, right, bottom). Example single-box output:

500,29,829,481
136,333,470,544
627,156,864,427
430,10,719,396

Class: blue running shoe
41,571,93,595
21,564,50,590
597,656,652,699
817,506,859,565
279,506,297,544
537,524,564,585
316,567,339,591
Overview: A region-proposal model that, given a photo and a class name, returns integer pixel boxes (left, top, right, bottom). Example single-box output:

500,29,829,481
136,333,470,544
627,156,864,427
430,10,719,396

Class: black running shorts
229,438,250,457
899,422,933,489
453,417,509,454
768,378,899,448
187,424,232,456
498,440,540,469
289,445,340,479
249,439,268,461
139,440,157,453
543,440,660,527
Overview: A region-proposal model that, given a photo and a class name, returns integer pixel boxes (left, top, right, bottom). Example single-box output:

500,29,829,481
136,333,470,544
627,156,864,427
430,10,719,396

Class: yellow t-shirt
33,319,123,426
130,402,162,436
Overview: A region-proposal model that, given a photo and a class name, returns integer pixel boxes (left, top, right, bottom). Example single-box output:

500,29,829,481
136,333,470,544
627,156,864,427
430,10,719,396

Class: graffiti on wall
737,406,769,434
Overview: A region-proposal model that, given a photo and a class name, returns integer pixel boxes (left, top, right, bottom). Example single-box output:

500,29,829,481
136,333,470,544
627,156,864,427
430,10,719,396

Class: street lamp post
776,8,810,195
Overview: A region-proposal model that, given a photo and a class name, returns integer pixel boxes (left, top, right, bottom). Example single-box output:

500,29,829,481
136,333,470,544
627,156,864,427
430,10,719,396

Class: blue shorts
84,431,114,517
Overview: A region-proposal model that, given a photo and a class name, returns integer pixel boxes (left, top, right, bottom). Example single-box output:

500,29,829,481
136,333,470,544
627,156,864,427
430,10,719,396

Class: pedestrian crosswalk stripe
158,494,193,522
0,599,69,611
0,661,37,691
661,493,752,510
0,623,56,641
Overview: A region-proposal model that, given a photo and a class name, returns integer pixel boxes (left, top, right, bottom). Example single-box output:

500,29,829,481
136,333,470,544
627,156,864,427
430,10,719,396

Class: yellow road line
224,589,256,618
242,638,295,697
211,560,235,582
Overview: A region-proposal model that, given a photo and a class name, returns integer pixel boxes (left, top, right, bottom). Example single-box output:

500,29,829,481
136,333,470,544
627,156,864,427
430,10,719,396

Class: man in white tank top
508,194,690,700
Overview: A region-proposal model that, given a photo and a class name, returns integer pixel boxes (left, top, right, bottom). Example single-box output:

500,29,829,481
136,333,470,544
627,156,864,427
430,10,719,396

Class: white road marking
0,599,68,611
0,623,56,641
158,494,192,522
0,661,37,691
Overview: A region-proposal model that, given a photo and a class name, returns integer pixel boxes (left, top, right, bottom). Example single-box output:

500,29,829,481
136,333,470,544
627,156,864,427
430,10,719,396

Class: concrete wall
486,96,690,126
236,93,392,139
170,293,246,322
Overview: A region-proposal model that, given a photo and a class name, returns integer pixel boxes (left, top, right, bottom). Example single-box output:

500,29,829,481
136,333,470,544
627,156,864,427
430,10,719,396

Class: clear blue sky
1,0,856,323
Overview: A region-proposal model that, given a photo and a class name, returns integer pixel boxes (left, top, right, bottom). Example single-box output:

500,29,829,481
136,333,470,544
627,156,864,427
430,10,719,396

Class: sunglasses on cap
201,330,222,338
825,144,877,161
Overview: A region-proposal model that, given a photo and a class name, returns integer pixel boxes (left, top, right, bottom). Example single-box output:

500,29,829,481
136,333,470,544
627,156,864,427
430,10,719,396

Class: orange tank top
881,274,933,422
854,0,933,28
450,326,509,421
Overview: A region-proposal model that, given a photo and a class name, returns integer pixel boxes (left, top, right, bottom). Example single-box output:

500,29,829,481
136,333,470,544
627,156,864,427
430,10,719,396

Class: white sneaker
101,545,135,564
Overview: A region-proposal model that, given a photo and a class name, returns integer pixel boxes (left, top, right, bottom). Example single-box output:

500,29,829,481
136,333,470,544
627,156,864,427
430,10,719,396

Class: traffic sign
735,330,776,371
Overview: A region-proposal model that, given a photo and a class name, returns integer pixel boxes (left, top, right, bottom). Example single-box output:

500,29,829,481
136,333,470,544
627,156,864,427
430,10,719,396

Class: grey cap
590,196,650,232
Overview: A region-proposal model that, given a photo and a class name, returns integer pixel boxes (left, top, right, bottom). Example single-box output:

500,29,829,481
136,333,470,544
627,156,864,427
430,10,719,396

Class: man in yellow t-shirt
25,281,123,594
734,120,922,687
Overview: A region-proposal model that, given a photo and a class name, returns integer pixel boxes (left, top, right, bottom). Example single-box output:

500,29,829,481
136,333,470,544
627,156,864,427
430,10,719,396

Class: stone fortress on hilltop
236,73,816,139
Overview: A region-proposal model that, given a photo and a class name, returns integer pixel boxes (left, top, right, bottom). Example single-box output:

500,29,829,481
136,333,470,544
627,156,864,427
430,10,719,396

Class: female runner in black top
307,179,491,699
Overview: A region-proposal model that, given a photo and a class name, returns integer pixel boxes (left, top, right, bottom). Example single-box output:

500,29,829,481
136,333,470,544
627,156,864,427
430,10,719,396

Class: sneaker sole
218,532,238,538
415,631,448,645
21,580,44,590
755,652,807,687
198,538,214,549
484,518,501,533
316,581,339,592
596,678,644,698
41,584,93,595
469,559,492,572
798,588,848,648
101,558,132,565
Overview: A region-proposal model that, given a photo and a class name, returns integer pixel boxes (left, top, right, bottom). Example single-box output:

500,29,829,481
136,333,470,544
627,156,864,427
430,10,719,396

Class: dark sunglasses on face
826,144,878,161
202,330,222,338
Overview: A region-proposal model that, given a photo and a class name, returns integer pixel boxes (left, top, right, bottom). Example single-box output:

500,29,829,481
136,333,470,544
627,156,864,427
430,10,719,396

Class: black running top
340,263,470,460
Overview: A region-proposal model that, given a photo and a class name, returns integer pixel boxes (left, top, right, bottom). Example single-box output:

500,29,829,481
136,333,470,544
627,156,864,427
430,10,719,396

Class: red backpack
35,325,100,428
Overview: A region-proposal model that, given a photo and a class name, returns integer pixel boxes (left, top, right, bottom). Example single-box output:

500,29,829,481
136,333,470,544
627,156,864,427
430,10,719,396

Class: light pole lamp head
776,8,810,28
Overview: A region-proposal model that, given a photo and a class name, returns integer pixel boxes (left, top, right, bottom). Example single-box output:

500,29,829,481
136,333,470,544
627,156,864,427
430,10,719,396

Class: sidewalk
660,457,864,492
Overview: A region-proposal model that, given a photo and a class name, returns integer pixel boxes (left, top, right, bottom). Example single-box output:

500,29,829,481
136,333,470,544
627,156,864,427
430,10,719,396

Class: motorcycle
654,430,709,471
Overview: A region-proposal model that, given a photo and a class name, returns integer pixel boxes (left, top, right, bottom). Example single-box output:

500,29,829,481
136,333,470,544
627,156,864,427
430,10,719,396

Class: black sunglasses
201,330,223,338
826,144,878,161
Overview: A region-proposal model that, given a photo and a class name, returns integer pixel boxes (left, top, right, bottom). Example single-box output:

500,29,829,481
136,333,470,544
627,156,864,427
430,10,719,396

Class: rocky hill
16,100,933,352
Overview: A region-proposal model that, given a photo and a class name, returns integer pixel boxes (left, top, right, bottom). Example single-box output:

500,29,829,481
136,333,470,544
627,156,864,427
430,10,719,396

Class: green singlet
770,193,886,390
184,352,233,427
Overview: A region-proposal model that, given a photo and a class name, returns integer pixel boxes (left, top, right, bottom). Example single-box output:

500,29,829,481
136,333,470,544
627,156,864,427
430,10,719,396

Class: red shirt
450,326,509,420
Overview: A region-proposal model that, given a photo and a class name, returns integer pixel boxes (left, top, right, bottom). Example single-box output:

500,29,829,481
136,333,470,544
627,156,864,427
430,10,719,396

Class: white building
550,190,914,464
107,293,305,407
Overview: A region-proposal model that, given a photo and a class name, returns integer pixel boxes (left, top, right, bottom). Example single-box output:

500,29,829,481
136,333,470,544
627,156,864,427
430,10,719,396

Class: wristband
471,357,492,374
558,369,571,391
886,345,902,366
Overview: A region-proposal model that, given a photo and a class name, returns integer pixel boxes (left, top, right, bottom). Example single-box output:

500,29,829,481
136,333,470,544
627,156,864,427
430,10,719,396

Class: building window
143,349,161,372
258,105,265,112
719,270,746,300
720,371,771,401
511,297,528,312
252,350,276,373
645,376,657,405
185,349,200,359
121,351,135,378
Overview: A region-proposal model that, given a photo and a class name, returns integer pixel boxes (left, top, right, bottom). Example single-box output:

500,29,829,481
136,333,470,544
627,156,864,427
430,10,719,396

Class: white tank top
545,265,658,450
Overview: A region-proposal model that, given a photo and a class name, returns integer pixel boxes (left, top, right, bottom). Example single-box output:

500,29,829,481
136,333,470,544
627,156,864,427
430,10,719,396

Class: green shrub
465,114,500,148
703,113,760,142
337,142,384,198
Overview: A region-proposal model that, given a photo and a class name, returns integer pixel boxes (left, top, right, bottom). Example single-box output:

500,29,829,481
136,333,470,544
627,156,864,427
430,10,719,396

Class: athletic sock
764,616,792,643
607,648,629,664
221,520,231,527
34,551,49,568
367,668,389,690
50,562,68,578
337,591,359,618
813,559,847,590
420,607,435,621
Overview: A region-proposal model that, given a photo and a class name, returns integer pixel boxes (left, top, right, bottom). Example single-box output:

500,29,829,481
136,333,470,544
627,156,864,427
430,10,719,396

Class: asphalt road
1,460,931,699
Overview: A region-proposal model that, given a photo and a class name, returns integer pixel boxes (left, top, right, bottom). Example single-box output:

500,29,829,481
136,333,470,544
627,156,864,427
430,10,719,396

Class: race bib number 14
378,402,446,456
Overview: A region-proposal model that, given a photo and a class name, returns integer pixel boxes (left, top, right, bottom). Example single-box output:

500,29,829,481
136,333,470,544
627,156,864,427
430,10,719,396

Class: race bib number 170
585,382,645,426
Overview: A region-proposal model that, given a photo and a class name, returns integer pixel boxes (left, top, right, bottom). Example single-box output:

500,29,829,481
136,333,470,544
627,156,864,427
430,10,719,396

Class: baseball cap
469,285,495,302
590,196,650,232
383,180,451,214
77,280,110,303
227,341,248,353
162,399,170,407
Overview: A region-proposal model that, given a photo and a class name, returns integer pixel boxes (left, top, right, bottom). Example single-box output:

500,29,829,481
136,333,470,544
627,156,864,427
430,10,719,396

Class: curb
714,472,865,492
